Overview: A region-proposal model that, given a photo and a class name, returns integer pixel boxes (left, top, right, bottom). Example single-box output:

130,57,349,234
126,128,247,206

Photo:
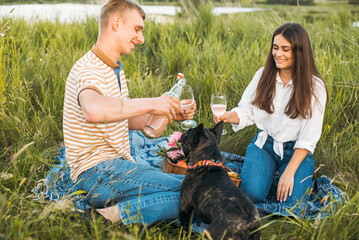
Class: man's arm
128,114,151,130
78,89,180,124
128,101,196,130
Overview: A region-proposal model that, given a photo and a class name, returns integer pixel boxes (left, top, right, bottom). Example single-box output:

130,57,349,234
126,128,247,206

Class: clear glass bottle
143,73,186,138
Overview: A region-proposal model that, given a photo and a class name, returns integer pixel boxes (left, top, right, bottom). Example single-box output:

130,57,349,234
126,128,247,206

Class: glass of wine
211,93,227,135
179,85,197,130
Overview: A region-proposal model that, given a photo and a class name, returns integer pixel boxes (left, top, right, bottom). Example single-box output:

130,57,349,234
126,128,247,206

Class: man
63,0,195,224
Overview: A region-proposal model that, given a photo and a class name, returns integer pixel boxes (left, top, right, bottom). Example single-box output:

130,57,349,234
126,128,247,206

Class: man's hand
129,95,180,130
150,95,180,124
174,101,197,121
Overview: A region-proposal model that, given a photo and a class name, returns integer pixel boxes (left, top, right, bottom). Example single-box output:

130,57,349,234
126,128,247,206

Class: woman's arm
294,78,327,153
277,79,327,202
226,68,264,131
277,148,309,202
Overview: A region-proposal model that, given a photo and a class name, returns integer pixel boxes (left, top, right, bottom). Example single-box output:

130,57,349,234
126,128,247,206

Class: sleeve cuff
294,140,316,154
230,108,249,132
77,86,105,105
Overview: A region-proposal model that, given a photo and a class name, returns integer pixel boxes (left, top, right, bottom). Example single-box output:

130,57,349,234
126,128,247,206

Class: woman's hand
174,101,197,121
277,170,294,202
277,148,309,203
213,111,239,124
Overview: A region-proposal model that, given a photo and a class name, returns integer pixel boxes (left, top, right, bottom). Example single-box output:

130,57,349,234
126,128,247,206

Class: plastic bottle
143,73,186,138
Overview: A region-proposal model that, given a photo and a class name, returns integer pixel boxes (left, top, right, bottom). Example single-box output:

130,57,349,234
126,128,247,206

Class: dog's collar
188,159,223,169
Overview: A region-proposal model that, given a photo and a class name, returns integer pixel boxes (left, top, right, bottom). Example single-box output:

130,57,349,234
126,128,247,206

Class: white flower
0,172,13,180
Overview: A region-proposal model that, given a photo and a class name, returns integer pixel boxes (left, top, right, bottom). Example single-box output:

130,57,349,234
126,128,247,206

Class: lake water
0,4,265,23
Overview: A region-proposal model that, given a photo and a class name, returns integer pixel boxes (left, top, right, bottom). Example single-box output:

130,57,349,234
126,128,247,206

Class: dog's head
180,121,224,165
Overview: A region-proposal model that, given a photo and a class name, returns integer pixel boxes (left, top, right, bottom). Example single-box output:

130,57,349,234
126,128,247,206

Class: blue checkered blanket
33,130,347,220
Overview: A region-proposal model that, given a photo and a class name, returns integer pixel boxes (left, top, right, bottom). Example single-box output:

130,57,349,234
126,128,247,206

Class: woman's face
272,34,293,71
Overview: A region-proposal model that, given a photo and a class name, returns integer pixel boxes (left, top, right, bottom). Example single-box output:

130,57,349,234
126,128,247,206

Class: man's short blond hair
100,0,146,29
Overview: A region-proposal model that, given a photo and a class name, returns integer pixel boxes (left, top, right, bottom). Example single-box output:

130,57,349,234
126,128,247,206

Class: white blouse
231,67,327,159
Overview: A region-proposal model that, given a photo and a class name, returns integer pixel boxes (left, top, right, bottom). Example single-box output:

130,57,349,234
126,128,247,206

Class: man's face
116,9,145,56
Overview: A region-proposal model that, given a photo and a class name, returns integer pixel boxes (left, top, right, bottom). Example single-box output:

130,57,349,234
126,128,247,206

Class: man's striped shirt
63,45,134,182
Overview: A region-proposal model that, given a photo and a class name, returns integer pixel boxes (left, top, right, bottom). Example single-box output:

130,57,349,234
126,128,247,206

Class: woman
216,23,328,204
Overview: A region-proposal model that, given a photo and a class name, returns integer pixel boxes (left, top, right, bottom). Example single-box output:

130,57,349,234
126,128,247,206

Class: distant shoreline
0,3,265,23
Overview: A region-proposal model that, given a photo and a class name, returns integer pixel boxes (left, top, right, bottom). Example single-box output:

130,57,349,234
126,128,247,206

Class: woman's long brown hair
252,23,328,119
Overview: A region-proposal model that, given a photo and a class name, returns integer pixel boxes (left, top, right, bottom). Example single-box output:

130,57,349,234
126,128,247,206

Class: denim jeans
77,158,185,225
239,133,315,204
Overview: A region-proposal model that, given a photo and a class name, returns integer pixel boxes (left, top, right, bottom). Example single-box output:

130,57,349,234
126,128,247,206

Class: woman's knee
239,143,276,203
287,173,313,202
240,182,268,203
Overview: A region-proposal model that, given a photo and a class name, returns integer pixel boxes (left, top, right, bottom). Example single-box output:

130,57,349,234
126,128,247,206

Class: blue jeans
240,133,315,204
77,158,185,225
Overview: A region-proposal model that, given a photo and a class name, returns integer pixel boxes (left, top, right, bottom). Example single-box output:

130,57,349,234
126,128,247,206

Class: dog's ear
209,121,224,144
182,123,203,150
192,123,204,145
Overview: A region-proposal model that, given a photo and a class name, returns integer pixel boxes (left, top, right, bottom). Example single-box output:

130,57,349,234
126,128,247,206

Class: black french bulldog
179,121,261,240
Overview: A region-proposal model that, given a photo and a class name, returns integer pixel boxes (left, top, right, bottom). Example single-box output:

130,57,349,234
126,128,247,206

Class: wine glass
179,85,197,130
211,93,227,135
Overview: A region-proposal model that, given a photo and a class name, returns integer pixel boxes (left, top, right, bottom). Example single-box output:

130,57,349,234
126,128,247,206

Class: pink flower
164,131,184,161
167,131,182,148
167,149,184,160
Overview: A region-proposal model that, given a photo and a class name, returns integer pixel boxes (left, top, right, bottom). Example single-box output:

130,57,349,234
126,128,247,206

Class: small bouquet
157,131,186,167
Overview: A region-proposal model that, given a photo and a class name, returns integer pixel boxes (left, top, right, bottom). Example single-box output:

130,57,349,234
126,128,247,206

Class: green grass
0,1,359,239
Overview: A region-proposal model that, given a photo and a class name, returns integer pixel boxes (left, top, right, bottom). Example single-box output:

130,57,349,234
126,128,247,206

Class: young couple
64,0,327,227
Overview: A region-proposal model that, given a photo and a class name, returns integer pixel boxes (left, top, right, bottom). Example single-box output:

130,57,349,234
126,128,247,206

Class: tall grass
0,2,358,239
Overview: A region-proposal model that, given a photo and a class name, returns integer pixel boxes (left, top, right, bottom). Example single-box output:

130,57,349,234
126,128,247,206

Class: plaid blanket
33,130,347,220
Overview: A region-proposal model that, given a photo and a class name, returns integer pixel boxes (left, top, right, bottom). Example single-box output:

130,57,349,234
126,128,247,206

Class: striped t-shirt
63,45,134,182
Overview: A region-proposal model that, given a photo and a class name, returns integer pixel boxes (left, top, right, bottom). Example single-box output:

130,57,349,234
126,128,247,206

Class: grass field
0,1,358,239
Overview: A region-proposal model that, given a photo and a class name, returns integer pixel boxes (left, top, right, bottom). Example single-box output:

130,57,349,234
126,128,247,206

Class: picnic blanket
33,130,347,220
